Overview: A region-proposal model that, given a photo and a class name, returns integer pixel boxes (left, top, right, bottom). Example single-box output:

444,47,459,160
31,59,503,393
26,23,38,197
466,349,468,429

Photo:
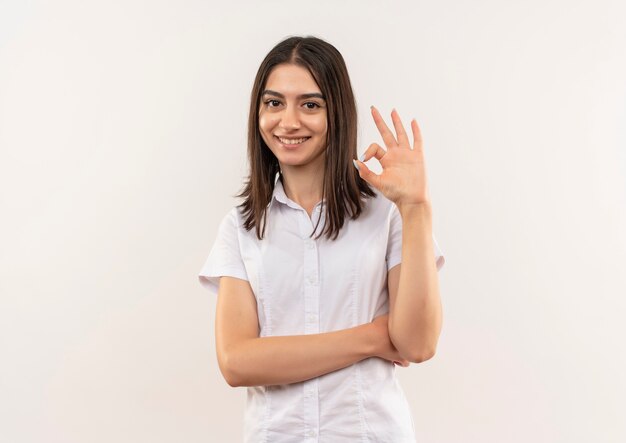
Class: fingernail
352,159,360,171
358,153,365,162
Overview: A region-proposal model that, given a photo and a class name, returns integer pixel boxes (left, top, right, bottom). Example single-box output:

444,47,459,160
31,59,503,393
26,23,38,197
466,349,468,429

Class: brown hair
235,35,376,241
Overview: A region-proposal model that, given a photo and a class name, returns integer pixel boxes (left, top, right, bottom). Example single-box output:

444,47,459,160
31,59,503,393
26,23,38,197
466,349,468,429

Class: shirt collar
269,173,289,207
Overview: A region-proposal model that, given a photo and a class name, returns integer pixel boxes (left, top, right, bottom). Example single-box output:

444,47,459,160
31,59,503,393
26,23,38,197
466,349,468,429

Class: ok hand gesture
353,106,431,210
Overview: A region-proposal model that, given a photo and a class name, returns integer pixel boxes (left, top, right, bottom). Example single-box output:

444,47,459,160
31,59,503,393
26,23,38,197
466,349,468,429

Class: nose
279,105,301,130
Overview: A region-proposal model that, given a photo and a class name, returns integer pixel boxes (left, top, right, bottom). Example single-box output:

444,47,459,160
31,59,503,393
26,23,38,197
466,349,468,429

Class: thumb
353,159,379,189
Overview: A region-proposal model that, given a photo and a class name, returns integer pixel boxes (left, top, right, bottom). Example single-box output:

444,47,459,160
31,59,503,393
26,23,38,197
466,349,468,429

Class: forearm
389,203,442,361
221,323,375,387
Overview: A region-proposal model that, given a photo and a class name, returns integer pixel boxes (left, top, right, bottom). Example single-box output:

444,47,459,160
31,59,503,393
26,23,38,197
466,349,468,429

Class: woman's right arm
215,276,406,387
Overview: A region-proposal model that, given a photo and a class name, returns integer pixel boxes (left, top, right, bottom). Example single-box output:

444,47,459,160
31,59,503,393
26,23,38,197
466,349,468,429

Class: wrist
397,201,432,219
354,322,378,359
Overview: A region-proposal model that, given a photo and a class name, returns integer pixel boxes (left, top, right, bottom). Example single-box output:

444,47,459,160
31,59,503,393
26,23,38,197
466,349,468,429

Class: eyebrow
262,89,326,101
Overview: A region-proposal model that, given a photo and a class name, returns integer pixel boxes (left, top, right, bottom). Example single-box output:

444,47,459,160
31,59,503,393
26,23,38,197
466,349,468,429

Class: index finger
371,106,398,149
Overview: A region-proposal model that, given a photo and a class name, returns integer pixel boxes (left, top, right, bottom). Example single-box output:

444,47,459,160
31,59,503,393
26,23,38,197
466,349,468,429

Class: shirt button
307,275,317,284
307,314,317,322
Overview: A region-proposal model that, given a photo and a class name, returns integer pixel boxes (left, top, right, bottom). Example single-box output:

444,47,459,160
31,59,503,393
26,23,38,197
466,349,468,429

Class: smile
275,136,311,146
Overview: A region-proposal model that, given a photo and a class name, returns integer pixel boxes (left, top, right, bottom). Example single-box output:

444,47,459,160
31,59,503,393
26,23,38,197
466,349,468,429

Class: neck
279,167,324,209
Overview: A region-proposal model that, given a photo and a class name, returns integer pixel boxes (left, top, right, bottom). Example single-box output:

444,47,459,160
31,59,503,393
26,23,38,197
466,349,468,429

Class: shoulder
220,206,244,228
212,207,245,240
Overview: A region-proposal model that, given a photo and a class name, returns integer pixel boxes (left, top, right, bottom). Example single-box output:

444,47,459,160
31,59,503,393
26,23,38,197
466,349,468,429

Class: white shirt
199,174,445,443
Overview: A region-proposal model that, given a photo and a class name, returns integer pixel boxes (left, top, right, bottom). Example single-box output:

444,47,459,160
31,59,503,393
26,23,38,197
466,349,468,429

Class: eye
304,102,320,110
264,99,281,108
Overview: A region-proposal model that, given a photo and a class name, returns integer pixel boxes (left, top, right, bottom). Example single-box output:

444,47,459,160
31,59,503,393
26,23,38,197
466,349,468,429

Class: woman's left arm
386,202,442,363
353,106,442,363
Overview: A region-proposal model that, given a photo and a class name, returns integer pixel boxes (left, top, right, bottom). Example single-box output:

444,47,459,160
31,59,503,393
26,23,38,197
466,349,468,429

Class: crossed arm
216,276,417,388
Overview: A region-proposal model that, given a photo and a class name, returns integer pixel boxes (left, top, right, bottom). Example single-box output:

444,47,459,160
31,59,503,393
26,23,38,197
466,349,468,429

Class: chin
277,159,306,167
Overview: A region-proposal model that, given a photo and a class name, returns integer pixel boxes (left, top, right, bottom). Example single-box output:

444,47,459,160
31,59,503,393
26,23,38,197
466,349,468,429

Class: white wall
1,0,625,442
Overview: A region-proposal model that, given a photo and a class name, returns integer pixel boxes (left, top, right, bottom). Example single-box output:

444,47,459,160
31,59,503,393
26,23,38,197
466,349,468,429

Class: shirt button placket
300,210,320,441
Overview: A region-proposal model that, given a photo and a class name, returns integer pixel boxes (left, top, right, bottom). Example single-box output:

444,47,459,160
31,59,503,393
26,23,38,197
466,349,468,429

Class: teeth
278,137,309,144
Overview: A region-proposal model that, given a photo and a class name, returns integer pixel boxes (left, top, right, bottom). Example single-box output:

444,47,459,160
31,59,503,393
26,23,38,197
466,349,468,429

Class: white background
1,0,625,442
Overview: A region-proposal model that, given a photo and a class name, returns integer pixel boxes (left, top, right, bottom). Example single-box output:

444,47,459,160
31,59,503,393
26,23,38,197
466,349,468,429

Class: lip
274,135,311,149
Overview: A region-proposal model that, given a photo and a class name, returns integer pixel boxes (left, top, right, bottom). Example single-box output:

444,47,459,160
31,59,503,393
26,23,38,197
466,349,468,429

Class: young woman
199,35,445,442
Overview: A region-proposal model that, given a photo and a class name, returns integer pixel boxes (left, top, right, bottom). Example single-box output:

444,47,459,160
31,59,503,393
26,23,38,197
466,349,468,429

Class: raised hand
353,106,431,210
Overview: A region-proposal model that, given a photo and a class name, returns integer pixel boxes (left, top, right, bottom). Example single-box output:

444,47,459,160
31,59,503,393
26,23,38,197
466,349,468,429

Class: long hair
236,35,376,241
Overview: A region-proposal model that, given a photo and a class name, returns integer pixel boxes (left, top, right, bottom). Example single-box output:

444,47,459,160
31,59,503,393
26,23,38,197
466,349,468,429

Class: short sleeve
386,204,446,272
198,208,249,296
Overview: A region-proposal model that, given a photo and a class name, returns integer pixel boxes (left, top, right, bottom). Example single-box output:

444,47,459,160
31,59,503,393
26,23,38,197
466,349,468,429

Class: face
258,63,328,172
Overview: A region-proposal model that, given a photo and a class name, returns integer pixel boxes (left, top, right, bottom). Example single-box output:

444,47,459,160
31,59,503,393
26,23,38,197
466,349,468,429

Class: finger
371,105,398,149
359,142,386,162
391,108,410,148
411,118,423,151
353,158,381,190
392,360,410,367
